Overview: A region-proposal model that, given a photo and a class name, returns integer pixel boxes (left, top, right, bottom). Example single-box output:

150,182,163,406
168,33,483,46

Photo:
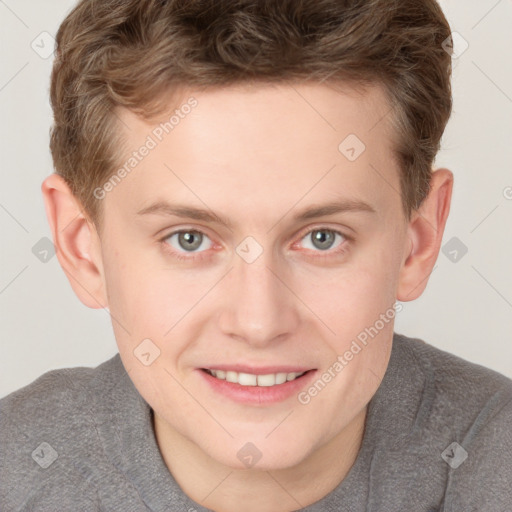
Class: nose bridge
218,238,299,345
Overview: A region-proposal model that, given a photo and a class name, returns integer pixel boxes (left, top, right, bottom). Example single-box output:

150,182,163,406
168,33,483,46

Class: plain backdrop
1,0,511,398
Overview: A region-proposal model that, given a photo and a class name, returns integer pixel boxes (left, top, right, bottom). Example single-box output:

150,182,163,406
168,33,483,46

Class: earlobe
41,174,108,309
397,168,453,301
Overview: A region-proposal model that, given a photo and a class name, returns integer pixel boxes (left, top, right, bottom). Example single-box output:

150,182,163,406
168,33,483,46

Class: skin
41,82,453,512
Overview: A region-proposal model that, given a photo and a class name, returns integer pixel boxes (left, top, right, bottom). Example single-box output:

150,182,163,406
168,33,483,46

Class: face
97,82,409,470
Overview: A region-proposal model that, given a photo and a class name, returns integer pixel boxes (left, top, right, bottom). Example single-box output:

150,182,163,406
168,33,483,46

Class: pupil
312,230,334,250
179,231,202,251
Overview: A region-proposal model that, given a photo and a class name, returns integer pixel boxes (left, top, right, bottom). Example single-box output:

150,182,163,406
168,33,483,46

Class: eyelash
159,226,353,262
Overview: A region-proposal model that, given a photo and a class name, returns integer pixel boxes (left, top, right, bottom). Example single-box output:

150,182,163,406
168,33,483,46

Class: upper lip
200,365,315,375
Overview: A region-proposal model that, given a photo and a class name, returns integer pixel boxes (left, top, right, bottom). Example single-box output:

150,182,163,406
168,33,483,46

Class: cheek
102,250,214,364
101,248,171,340
299,246,401,336
295,233,401,397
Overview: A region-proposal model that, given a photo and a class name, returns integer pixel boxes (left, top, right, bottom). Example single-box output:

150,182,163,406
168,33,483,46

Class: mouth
200,368,312,387
197,362,318,405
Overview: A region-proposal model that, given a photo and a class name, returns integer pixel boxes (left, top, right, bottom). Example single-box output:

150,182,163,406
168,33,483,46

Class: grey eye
179,231,202,251
302,229,343,251
166,230,212,252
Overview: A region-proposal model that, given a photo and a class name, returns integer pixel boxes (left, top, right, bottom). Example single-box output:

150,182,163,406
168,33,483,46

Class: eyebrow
136,198,376,229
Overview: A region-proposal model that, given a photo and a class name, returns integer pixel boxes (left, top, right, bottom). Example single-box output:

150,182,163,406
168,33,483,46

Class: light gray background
1,0,511,398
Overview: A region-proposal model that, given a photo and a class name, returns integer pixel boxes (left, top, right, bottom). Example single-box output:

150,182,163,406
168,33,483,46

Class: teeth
206,369,306,387
226,371,238,383
238,372,257,386
257,374,275,387
275,373,287,384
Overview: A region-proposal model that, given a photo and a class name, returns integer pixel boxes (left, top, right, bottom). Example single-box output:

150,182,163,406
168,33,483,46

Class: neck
153,406,367,512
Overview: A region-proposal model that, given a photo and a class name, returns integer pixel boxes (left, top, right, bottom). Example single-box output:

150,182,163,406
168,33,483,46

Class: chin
205,434,314,471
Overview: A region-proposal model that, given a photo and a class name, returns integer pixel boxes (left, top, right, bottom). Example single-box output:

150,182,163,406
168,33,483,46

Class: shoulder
393,333,512,509
378,332,512,444
0,354,122,510
0,354,122,430
393,332,512,437
393,332,512,411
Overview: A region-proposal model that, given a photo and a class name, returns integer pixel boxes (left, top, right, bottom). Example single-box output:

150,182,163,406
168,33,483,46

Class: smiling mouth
201,368,313,387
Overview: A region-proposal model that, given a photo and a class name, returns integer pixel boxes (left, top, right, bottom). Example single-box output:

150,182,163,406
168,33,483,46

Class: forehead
109,81,401,224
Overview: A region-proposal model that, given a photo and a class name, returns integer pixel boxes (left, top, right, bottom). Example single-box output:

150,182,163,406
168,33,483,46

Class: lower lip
197,369,317,405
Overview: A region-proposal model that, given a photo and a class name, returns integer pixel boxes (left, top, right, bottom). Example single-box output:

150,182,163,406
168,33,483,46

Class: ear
41,173,108,309
397,168,453,301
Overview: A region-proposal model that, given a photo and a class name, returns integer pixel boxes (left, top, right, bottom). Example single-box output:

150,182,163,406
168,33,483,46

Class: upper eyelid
295,225,351,241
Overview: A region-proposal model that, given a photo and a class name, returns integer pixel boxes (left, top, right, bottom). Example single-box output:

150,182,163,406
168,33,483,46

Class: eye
162,229,213,260
296,227,348,257
160,226,350,262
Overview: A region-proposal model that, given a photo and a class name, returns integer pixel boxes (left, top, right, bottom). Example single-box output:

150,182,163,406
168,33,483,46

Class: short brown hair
49,0,453,231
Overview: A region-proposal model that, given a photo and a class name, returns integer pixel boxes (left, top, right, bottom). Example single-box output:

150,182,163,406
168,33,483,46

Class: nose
217,243,300,348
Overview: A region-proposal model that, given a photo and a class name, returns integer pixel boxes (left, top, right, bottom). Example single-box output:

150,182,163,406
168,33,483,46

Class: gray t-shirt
1,332,511,511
